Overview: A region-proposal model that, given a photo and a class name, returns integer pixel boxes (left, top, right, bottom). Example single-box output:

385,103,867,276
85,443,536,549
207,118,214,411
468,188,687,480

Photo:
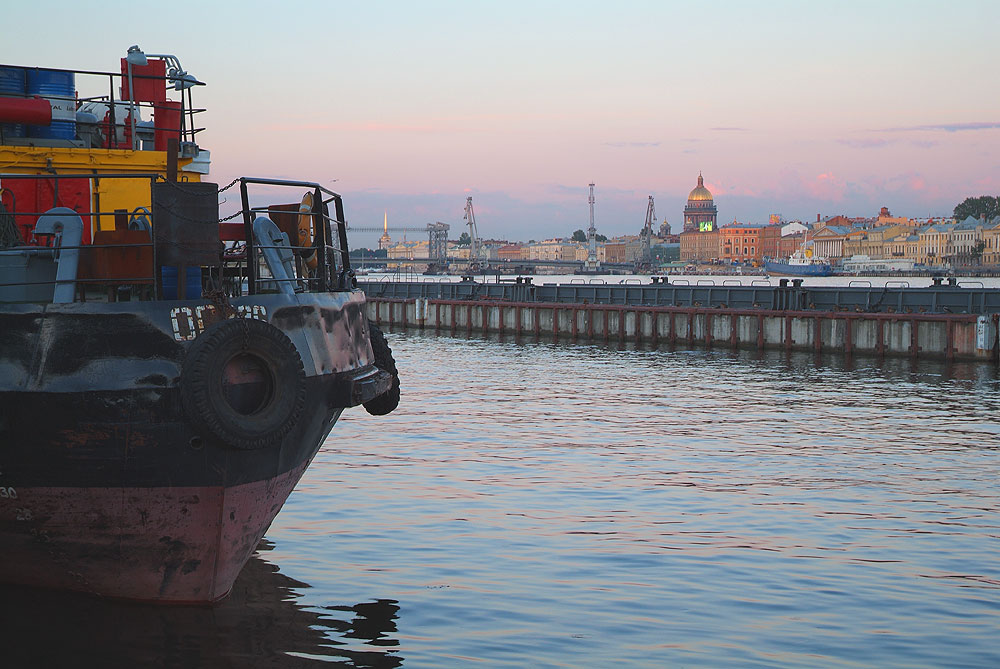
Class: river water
5,330,1000,667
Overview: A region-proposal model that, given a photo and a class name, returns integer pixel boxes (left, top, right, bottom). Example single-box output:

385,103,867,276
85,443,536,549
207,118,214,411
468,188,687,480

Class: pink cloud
265,121,436,133
806,173,847,201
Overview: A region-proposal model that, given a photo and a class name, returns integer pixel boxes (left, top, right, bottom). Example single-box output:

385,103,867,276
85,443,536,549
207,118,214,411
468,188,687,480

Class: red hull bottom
0,461,311,603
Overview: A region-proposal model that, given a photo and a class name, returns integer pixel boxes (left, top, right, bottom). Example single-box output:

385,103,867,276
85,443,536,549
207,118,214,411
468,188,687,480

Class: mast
586,183,600,271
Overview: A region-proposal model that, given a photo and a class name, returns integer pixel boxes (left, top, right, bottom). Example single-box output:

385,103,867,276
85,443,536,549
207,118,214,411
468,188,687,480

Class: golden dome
687,173,713,202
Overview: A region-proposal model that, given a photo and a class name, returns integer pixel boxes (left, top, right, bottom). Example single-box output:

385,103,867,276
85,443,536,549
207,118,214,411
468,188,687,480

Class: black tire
363,322,400,416
181,318,307,449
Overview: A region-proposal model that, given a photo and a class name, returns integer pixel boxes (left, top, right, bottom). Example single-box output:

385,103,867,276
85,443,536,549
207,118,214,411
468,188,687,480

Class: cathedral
682,173,718,233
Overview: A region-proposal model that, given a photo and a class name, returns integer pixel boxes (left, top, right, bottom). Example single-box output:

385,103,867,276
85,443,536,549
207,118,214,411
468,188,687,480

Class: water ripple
269,330,1000,667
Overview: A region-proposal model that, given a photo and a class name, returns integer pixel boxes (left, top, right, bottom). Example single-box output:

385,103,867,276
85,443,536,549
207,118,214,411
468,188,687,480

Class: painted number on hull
0,487,16,500
170,305,268,341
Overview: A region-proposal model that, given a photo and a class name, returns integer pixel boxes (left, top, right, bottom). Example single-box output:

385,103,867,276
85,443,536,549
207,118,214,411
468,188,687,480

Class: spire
697,172,704,187
384,211,388,233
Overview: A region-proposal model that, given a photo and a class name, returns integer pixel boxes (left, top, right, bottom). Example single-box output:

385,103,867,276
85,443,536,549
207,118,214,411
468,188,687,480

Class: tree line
954,196,1000,221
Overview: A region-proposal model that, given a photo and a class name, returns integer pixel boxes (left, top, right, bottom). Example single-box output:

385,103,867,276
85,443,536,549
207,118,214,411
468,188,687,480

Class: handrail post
334,194,351,273
240,178,256,295
312,186,327,292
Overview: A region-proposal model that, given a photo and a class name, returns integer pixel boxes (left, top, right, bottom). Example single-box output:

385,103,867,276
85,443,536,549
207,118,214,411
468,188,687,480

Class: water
5,332,1000,667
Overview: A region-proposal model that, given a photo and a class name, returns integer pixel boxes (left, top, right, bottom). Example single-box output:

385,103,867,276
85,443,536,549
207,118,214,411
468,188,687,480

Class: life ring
181,318,307,449
297,191,318,272
363,321,400,416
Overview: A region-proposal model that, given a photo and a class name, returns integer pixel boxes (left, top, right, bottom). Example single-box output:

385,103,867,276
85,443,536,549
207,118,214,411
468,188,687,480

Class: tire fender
181,318,307,449
363,321,400,416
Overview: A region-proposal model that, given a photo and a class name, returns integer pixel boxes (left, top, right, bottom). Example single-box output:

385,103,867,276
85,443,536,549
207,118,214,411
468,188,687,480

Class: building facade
719,223,765,263
679,229,719,262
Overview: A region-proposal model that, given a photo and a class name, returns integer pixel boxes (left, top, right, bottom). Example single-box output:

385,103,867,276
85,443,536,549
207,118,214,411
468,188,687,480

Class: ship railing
0,173,356,304
236,177,353,296
0,61,205,152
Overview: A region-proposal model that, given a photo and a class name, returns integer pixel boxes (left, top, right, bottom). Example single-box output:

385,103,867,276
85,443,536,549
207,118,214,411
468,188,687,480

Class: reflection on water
5,330,999,667
0,540,402,668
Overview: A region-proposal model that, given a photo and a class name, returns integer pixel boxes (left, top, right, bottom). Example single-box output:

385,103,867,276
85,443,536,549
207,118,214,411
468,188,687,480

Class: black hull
0,291,390,602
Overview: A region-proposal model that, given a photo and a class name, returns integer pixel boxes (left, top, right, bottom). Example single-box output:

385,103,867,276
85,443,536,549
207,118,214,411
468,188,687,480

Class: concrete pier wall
368,298,998,361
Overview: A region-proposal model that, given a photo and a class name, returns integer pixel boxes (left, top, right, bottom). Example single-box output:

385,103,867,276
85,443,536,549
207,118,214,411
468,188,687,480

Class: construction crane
638,195,656,269
463,196,482,270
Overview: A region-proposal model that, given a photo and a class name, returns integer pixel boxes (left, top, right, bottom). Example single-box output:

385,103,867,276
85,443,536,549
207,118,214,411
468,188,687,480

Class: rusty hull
0,289,383,602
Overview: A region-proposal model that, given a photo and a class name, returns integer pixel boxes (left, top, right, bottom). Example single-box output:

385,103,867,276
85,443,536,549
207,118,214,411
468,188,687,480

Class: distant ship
764,250,832,277
841,255,917,274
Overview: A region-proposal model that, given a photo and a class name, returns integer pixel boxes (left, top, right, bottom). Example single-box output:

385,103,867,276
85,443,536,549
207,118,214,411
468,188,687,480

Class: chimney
817,214,821,222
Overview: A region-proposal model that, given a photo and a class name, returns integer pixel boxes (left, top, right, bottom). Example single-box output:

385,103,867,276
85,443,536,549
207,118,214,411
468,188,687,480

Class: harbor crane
638,195,656,270
463,196,482,270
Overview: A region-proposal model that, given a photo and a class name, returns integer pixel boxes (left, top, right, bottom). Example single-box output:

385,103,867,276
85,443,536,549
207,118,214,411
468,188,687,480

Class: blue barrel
0,66,27,138
26,69,75,140
161,266,202,299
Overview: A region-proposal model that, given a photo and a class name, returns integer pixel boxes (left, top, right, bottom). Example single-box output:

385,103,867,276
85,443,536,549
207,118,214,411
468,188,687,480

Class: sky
5,1,1000,247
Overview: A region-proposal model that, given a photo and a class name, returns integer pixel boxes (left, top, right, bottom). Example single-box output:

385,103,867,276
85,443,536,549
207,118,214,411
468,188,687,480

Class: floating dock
360,278,1000,361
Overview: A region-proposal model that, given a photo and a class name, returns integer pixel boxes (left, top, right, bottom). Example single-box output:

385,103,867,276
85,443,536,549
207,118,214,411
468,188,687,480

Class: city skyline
6,1,999,247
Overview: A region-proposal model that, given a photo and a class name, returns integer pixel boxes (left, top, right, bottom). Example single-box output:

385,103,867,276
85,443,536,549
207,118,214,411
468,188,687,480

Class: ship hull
2,462,317,603
0,291,390,602
764,260,832,277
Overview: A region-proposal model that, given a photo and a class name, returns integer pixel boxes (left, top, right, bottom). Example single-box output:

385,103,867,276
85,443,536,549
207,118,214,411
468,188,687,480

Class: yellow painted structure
0,145,200,234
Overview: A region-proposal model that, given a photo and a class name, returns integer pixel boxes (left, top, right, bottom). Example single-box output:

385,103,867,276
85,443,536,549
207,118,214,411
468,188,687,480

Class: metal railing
0,173,358,303
358,278,1000,315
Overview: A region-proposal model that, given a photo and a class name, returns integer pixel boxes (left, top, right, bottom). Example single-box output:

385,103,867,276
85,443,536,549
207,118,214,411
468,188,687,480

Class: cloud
265,121,436,133
837,138,894,149
603,141,661,148
881,121,1000,133
710,127,748,132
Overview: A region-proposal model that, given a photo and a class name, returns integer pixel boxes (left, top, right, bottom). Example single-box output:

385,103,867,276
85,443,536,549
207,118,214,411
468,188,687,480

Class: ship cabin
0,48,353,306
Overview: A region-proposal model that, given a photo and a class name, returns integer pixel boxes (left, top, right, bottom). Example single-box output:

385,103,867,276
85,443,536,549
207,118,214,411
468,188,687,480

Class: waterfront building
679,228,720,262
386,240,428,271
950,217,985,266
498,243,524,262
526,239,578,262
917,224,953,266
810,225,851,261
719,222,766,263
683,173,718,233
761,224,781,260
779,232,805,259
595,235,641,264
604,239,628,263
884,230,920,262
574,243,606,262
842,224,911,259
980,218,1000,265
